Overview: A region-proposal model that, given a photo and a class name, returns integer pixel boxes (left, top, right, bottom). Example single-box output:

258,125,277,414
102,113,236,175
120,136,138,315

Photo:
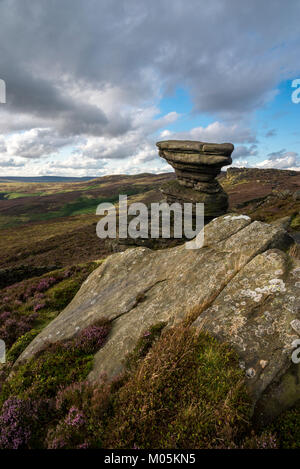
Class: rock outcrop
17,214,300,424
106,140,233,251
157,140,234,220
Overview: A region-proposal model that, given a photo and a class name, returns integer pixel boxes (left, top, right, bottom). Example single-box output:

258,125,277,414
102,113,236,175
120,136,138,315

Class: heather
0,319,111,404
0,320,111,449
0,397,54,449
0,320,295,449
45,381,114,449
0,262,98,354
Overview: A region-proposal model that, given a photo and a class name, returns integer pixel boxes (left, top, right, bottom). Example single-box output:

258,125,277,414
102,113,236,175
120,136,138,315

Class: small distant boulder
273,189,293,200
293,190,300,201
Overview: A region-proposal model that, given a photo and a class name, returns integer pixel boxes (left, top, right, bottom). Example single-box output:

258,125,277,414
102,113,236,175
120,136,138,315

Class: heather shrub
239,431,278,449
0,320,111,405
46,405,88,449
0,262,98,352
0,320,111,448
0,311,38,349
46,380,114,449
0,397,55,449
104,326,251,449
71,320,112,355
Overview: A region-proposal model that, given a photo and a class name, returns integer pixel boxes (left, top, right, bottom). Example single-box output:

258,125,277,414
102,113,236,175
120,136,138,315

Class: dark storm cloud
0,0,300,139
0,64,108,135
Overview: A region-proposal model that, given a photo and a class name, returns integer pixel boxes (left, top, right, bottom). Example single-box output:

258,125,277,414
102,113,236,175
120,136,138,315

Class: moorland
0,167,300,449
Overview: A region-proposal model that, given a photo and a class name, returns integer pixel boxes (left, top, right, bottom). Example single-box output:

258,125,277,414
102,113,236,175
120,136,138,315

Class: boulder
270,216,292,230
293,190,300,201
17,214,299,424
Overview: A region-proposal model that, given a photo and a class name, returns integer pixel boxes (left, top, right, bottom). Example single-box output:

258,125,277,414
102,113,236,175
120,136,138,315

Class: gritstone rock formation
17,214,299,425
157,140,234,220
106,140,233,252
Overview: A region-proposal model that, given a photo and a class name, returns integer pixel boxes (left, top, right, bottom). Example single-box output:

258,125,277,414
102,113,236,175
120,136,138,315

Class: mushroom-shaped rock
156,140,234,219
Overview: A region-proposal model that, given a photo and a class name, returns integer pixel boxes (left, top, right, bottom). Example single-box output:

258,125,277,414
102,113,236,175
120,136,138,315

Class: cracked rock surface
18,214,299,423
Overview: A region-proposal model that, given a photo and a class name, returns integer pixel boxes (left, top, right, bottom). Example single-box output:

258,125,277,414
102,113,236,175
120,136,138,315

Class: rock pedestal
157,140,234,220
106,140,234,252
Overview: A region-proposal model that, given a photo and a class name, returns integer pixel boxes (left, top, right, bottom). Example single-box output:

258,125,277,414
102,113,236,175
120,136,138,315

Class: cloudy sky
0,0,300,177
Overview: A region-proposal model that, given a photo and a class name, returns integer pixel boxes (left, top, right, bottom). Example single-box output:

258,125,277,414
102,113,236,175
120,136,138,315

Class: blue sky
155,79,300,169
0,0,300,176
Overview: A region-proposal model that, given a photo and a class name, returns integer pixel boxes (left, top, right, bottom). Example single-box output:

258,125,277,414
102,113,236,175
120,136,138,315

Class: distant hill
0,176,96,183
0,168,299,275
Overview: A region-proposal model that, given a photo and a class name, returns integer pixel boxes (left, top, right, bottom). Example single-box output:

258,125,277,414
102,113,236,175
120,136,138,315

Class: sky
0,0,300,177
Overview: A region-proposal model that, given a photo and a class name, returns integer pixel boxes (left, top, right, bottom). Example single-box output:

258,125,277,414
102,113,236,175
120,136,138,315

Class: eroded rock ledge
18,214,299,424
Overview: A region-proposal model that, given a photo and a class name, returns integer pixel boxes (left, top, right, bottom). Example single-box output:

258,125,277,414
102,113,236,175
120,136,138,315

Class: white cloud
0,157,25,168
157,121,256,144
229,159,250,168
257,151,300,170
2,128,75,159
232,144,258,159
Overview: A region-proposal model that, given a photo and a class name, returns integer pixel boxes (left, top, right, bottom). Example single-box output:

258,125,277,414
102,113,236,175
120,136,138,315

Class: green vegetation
4,192,45,200
0,262,99,352
0,187,153,229
125,322,166,372
6,329,40,364
269,406,300,449
0,324,252,449
291,213,300,230
0,321,111,404
1,318,299,449
105,327,251,449
0,320,112,449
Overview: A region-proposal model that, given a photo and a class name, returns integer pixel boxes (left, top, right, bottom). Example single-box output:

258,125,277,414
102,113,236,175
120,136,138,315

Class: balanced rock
157,140,234,219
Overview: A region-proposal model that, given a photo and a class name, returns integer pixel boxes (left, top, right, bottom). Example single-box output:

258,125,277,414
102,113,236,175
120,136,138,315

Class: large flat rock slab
17,216,292,370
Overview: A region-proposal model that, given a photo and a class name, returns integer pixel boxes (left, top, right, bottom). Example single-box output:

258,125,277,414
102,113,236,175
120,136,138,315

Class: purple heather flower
65,406,86,428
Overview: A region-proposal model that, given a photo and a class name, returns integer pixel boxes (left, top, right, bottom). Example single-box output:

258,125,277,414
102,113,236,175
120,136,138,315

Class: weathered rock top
157,138,233,171
156,140,234,156
157,140,233,168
